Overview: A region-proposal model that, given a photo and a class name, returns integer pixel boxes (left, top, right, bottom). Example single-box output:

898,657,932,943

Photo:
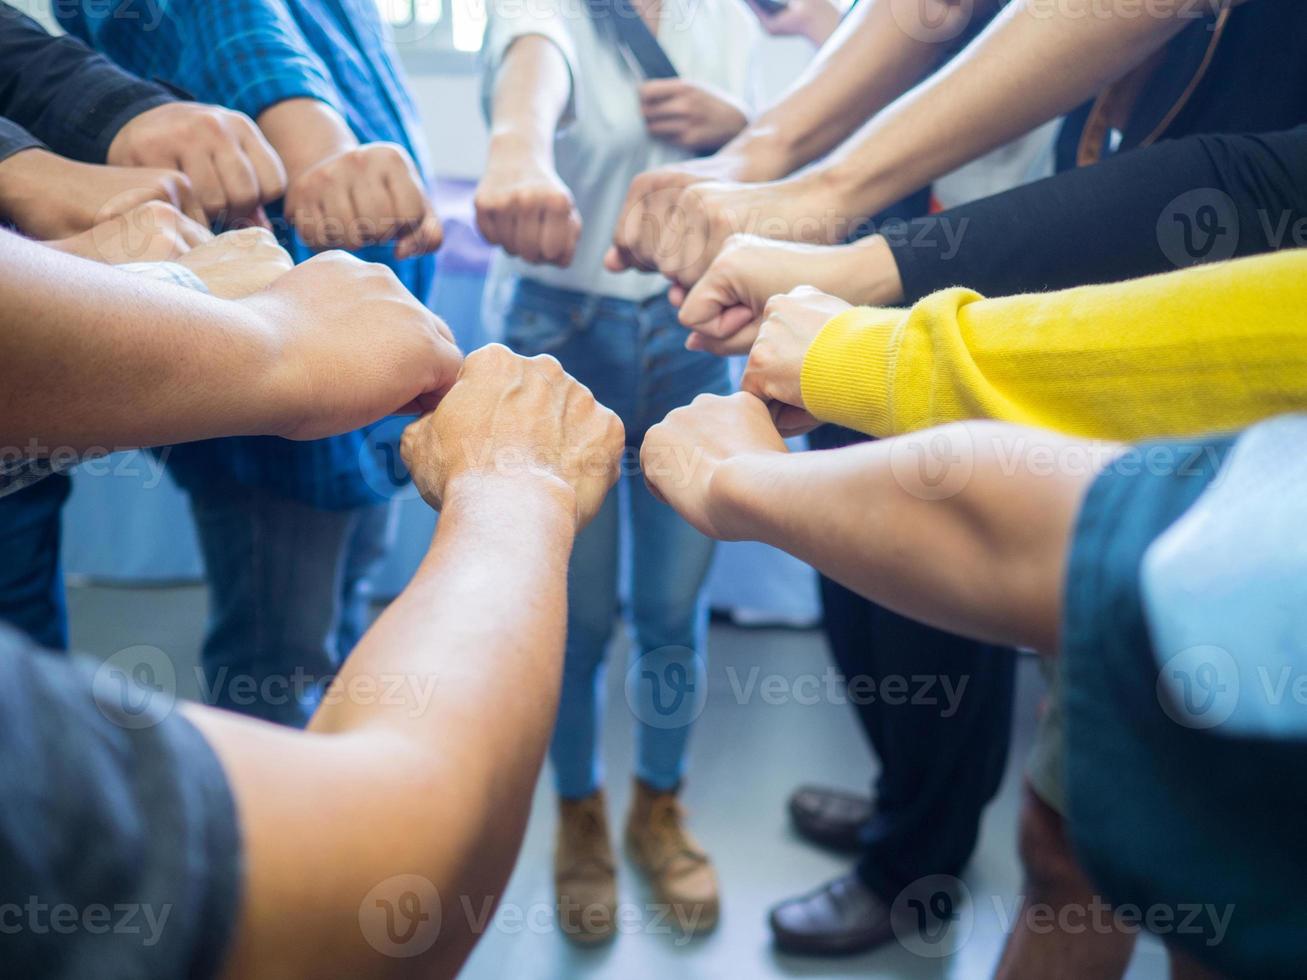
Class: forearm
724,0,998,180
800,250,1307,442
0,232,284,452
486,34,571,167
202,475,576,979
807,0,1198,219
257,97,356,180
711,425,1095,651
890,126,1307,302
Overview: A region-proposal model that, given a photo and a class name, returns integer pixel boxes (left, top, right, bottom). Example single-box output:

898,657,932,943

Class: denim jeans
497,278,731,799
0,474,72,650
187,482,395,728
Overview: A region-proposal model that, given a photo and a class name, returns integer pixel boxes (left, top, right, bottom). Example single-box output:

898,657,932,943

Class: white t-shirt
481,0,761,301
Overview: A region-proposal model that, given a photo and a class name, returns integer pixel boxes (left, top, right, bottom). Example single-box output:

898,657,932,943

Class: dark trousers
0,474,71,651
811,425,1016,901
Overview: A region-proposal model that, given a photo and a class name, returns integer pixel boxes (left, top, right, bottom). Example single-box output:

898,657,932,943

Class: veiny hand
0,147,199,240
640,391,788,539
108,102,286,227
177,227,294,299
604,153,762,274
285,142,444,258
639,79,749,154
239,251,463,440
400,344,624,528
741,286,850,435
474,147,581,266
47,200,212,264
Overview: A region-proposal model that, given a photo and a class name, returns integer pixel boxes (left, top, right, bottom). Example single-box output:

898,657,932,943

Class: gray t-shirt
0,626,241,979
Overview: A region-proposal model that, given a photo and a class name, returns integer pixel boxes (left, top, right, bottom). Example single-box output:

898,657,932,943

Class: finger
351,178,398,244
176,211,215,249
180,149,229,219
212,146,263,221
168,172,208,227
638,78,685,104
668,284,686,307
240,127,288,204
475,198,503,247
385,168,430,233
604,243,633,272
688,323,758,357
516,204,544,263
395,209,443,259
774,404,820,438
678,274,733,330
538,205,572,265
321,181,359,249
645,120,692,141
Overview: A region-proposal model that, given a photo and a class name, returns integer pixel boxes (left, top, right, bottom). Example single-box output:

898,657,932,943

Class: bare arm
474,34,581,265
0,229,462,453
189,345,624,979
642,394,1106,652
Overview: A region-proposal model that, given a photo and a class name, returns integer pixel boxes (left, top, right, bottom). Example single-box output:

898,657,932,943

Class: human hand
177,228,294,299
604,152,769,274
609,174,837,287
46,200,212,264
640,391,788,539
741,286,849,435
285,142,444,258
673,233,899,354
108,102,286,227
638,79,749,154
239,251,462,440
744,0,842,45
400,344,624,528
474,142,582,266
0,148,200,240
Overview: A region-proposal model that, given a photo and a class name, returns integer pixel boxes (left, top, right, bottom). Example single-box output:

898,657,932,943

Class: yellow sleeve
799,249,1307,441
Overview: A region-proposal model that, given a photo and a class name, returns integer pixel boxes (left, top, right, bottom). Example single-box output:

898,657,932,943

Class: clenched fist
176,227,294,299
286,142,444,258
401,344,624,528
108,102,286,226
640,392,788,540
48,200,212,264
474,146,581,267
239,251,463,440
741,286,850,436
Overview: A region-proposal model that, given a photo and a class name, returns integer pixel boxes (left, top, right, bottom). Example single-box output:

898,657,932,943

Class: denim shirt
59,0,436,508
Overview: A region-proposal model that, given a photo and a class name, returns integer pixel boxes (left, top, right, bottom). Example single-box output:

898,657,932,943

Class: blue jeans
0,474,72,650
499,278,731,799
187,482,395,728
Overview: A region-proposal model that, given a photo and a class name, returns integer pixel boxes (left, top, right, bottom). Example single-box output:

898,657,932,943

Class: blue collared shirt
59,0,436,509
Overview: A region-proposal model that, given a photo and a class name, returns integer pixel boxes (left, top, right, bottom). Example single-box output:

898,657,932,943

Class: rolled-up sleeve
480,0,579,126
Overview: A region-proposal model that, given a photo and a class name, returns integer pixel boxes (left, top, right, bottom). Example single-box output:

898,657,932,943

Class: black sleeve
888,125,1307,303
0,114,42,163
0,627,242,980
0,3,174,163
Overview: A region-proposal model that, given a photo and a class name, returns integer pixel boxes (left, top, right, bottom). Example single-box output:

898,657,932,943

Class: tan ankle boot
625,779,720,937
555,790,618,945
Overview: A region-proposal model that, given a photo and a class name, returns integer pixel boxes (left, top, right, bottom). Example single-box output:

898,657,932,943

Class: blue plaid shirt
59,0,436,509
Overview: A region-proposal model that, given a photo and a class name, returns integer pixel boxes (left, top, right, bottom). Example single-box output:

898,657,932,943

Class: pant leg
627,472,717,792
548,486,621,800
810,425,1016,900
0,474,71,650
334,500,396,657
187,482,364,728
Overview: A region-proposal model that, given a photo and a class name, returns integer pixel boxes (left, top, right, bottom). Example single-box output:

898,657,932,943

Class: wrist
708,451,788,542
258,98,357,182
443,467,579,534
487,129,555,173
716,128,798,183
840,235,905,307
0,149,80,234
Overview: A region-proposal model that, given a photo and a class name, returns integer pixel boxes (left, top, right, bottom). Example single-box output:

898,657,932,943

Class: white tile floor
68,585,1169,979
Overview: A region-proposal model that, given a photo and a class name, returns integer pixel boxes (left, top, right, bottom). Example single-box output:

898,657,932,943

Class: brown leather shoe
555,790,618,946
624,779,719,937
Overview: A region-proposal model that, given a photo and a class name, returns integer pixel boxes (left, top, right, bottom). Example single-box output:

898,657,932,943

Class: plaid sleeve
60,0,343,120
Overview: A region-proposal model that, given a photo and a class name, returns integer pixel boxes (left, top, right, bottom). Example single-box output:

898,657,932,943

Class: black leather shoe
768,872,895,956
788,785,873,853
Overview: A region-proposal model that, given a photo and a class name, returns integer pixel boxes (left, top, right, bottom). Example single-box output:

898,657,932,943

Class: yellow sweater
800,249,1307,441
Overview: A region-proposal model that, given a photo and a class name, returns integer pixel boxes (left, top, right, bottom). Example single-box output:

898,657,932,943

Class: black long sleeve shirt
0,3,173,164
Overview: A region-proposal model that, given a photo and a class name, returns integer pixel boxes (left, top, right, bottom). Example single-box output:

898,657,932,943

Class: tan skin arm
642,394,1110,652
